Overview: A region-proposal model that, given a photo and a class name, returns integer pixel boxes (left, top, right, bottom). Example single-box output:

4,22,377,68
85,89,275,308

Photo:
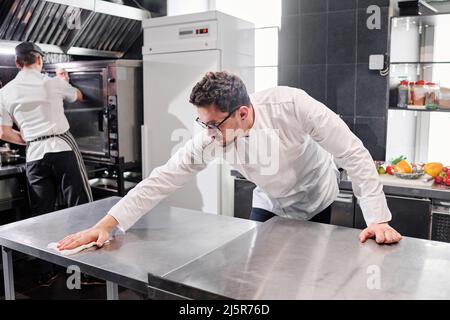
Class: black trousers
250,205,332,224
26,151,89,216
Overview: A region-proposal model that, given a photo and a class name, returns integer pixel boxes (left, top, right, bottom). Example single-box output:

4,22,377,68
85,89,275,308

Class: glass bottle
425,82,440,110
413,80,426,107
397,80,409,108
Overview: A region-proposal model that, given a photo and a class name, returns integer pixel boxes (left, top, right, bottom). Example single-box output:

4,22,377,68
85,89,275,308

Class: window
214,0,281,28
428,113,450,163
215,0,281,92
167,0,281,92
167,0,209,16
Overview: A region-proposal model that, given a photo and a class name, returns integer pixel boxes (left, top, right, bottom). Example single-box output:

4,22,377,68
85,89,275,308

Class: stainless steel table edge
0,237,149,299
147,273,231,300
145,226,263,300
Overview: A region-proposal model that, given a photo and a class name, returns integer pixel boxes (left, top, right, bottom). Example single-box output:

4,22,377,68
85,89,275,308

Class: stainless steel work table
148,217,450,300
0,197,258,300
0,163,26,178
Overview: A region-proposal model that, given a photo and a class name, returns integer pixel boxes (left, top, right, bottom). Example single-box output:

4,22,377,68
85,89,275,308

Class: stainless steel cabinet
355,195,431,239
330,191,355,228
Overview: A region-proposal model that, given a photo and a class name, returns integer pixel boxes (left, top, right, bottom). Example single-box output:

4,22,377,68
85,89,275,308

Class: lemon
424,162,444,177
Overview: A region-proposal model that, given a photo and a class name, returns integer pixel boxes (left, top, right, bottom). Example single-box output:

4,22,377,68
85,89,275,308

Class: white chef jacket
108,86,392,231
0,68,77,162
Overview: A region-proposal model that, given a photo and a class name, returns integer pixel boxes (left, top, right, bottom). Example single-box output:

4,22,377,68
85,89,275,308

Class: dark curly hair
189,71,251,113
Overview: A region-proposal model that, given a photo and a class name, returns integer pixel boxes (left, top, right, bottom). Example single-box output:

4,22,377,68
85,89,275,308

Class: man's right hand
57,227,110,250
56,68,69,82
57,214,119,250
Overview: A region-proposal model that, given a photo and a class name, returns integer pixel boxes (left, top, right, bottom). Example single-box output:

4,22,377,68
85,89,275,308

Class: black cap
15,42,45,57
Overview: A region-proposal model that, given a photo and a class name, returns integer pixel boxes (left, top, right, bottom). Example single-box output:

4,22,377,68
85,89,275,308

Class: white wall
167,0,210,16
214,0,281,28
166,0,281,92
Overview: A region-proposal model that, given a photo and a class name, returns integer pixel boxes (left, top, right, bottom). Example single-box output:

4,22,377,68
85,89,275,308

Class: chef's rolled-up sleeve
108,132,214,232
59,79,78,103
293,88,392,226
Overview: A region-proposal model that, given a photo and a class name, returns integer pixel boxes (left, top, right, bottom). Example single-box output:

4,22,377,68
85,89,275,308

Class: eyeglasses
195,106,240,132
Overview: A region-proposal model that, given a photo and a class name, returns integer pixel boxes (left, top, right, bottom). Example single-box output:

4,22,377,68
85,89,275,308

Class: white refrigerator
141,11,255,216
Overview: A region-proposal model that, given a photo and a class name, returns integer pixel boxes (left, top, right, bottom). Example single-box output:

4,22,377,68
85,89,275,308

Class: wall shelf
389,15,450,112
391,62,450,65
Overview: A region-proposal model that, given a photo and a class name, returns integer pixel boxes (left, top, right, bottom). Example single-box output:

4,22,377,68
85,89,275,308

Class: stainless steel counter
232,169,450,201
339,179,450,201
0,163,25,178
0,197,258,299
149,217,450,300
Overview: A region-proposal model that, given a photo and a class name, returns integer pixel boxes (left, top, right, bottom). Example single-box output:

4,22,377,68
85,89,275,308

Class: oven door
64,70,110,160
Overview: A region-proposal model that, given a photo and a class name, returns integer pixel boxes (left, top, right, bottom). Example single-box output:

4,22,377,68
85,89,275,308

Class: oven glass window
64,72,108,156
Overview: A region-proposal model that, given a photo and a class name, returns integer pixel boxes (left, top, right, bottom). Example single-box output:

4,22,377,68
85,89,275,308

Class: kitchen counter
232,169,450,201
148,216,450,299
0,163,26,178
339,176,450,201
2,196,449,300
0,197,258,299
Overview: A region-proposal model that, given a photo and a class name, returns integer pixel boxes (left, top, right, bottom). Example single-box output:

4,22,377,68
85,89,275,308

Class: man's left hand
359,222,402,244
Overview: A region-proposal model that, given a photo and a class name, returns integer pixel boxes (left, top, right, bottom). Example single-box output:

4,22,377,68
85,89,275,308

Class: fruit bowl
394,171,425,179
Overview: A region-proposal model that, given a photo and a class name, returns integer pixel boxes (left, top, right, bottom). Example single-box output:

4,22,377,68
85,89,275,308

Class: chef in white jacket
58,71,402,250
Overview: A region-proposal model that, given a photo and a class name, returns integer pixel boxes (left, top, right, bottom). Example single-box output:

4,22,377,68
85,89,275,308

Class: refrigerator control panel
179,26,209,38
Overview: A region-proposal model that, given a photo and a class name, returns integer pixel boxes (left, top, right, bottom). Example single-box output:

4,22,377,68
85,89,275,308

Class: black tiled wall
279,0,390,160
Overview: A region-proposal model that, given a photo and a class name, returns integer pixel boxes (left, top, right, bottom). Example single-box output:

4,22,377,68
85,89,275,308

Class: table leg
2,246,15,300
106,281,119,300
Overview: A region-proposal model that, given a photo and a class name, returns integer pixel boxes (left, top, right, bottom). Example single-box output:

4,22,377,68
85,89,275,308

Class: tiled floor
0,255,146,300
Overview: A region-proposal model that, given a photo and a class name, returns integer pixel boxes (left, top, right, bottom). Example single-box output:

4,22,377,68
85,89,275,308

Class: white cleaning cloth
47,241,98,256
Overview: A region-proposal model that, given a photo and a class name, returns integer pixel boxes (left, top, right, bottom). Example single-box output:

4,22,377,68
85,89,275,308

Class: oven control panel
108,95,119,158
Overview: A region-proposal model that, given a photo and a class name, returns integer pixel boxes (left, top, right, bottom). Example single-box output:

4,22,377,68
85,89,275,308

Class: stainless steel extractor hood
0,0,150,58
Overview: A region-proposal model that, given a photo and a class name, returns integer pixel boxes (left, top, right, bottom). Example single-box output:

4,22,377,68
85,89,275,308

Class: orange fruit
394,160,412,174
423,162,444,177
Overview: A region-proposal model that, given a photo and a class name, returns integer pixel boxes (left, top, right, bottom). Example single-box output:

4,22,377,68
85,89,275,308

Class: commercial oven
45,60,143,164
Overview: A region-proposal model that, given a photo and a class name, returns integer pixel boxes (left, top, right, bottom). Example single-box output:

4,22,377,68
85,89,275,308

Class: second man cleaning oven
0,42,93,216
